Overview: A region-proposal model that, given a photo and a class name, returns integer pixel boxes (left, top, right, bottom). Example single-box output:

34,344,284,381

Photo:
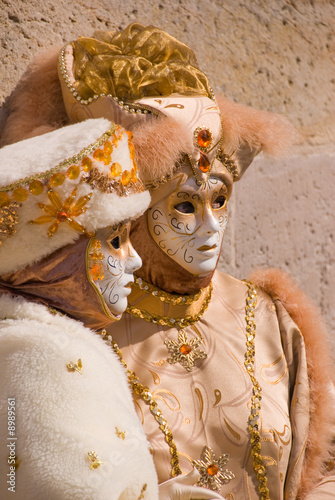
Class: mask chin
130,213,219,295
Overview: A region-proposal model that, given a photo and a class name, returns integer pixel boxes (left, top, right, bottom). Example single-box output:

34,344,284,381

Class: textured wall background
0,0,334,337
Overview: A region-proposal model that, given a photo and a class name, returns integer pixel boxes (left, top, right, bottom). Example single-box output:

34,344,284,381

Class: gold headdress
59,24,239,188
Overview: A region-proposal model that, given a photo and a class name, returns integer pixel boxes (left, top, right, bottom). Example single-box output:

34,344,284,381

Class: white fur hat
0,118,150,274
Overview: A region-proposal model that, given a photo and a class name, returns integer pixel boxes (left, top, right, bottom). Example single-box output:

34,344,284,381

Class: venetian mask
147,175,230,277
87,222,142,317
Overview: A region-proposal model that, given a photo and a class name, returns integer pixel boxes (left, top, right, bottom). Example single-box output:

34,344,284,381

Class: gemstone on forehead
198,152,211,173
197,129,212,148
194,126,213,153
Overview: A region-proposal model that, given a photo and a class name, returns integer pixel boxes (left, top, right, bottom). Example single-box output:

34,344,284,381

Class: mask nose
203,207,221,235
126,244,142,274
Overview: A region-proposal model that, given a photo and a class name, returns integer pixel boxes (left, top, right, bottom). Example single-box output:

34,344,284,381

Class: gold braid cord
97,330,182,478
243,281,270,500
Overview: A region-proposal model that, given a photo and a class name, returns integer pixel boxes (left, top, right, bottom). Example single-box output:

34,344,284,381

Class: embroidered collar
126,276,213,328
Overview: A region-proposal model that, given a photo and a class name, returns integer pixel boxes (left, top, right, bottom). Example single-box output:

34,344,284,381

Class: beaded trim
243,281,270,500
97,330,182,478
59,46,157,116
0,126,116,194
59,45,216,115
133,276,205,305
126,282,213,328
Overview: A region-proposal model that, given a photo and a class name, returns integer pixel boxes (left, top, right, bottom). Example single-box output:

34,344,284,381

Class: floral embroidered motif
164,330,207,371
30,187,92,237
192,445,235,491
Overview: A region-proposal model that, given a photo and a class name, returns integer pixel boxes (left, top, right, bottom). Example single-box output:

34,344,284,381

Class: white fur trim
0,295,158,499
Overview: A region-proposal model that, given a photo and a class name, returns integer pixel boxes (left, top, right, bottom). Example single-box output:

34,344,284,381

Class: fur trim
217,94,300,157
0,294,158,499
131,116,193,185
0,46,66,147
249,268,335,498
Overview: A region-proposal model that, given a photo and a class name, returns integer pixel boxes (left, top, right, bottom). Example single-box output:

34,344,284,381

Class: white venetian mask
147,176,229,277
87,222,142,317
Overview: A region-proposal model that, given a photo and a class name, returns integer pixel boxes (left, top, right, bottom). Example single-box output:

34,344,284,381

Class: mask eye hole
211,195,226,210
110,236,121,249
174,201,195,214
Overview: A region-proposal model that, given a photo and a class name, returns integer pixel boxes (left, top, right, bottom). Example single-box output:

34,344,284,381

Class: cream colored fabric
107,271,319,500
0,294,158,500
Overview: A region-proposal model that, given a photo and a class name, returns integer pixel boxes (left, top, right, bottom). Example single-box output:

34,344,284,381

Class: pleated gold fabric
72,23,212,101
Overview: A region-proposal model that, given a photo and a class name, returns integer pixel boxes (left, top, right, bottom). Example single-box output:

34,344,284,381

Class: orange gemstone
104,141,113,154
90,263,104,281
198,153,210,173
179,344,192,355
197,129,212,148
82,157,93,172
67,165,80,180
129,144,136,160
131,168,137,183
110,162,122,177
103,153,111,165
207,464,219,476
29,180,44,195
57,211,68,221
50,173,65,186
121,170,131,186
126,130,133,141
0,192,10,207
12,187,28,202
93,149,105,161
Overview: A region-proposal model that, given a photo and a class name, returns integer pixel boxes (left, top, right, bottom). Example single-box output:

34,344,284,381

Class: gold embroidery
165,330,207,371
133,276,204,305
66,358,83,374
224,418,241,441
152,389,181,412
213,389,222,406
273,425,291,446
115,427,126,440
137,483,147,499
98,332,182,478
262,456,277,467
87,451,103,469
260,354,288,385
243,280,270,500
0,127,116,194
183,418,191,425
195,388,204,420
148,369,161,385
126,283,213,329
30,188,92,238
0,201,20,246
192,445,235,491
151,359,166,367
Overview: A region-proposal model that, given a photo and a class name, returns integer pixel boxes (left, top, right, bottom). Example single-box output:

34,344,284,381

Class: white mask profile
147,176,229,277
87,222,142,316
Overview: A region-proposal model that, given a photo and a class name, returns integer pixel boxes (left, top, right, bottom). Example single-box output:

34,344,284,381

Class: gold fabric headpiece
71,23,212,102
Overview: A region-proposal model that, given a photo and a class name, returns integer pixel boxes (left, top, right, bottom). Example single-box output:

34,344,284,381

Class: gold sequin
66,358,83,374
87,451,103,469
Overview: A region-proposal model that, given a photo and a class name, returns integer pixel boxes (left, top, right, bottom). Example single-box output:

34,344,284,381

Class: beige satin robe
107,271,322,499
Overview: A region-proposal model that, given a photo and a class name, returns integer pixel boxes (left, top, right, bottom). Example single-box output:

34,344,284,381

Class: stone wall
1,0,334,338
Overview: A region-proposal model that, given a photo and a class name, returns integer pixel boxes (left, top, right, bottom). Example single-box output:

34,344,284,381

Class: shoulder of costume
250,267,335,498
